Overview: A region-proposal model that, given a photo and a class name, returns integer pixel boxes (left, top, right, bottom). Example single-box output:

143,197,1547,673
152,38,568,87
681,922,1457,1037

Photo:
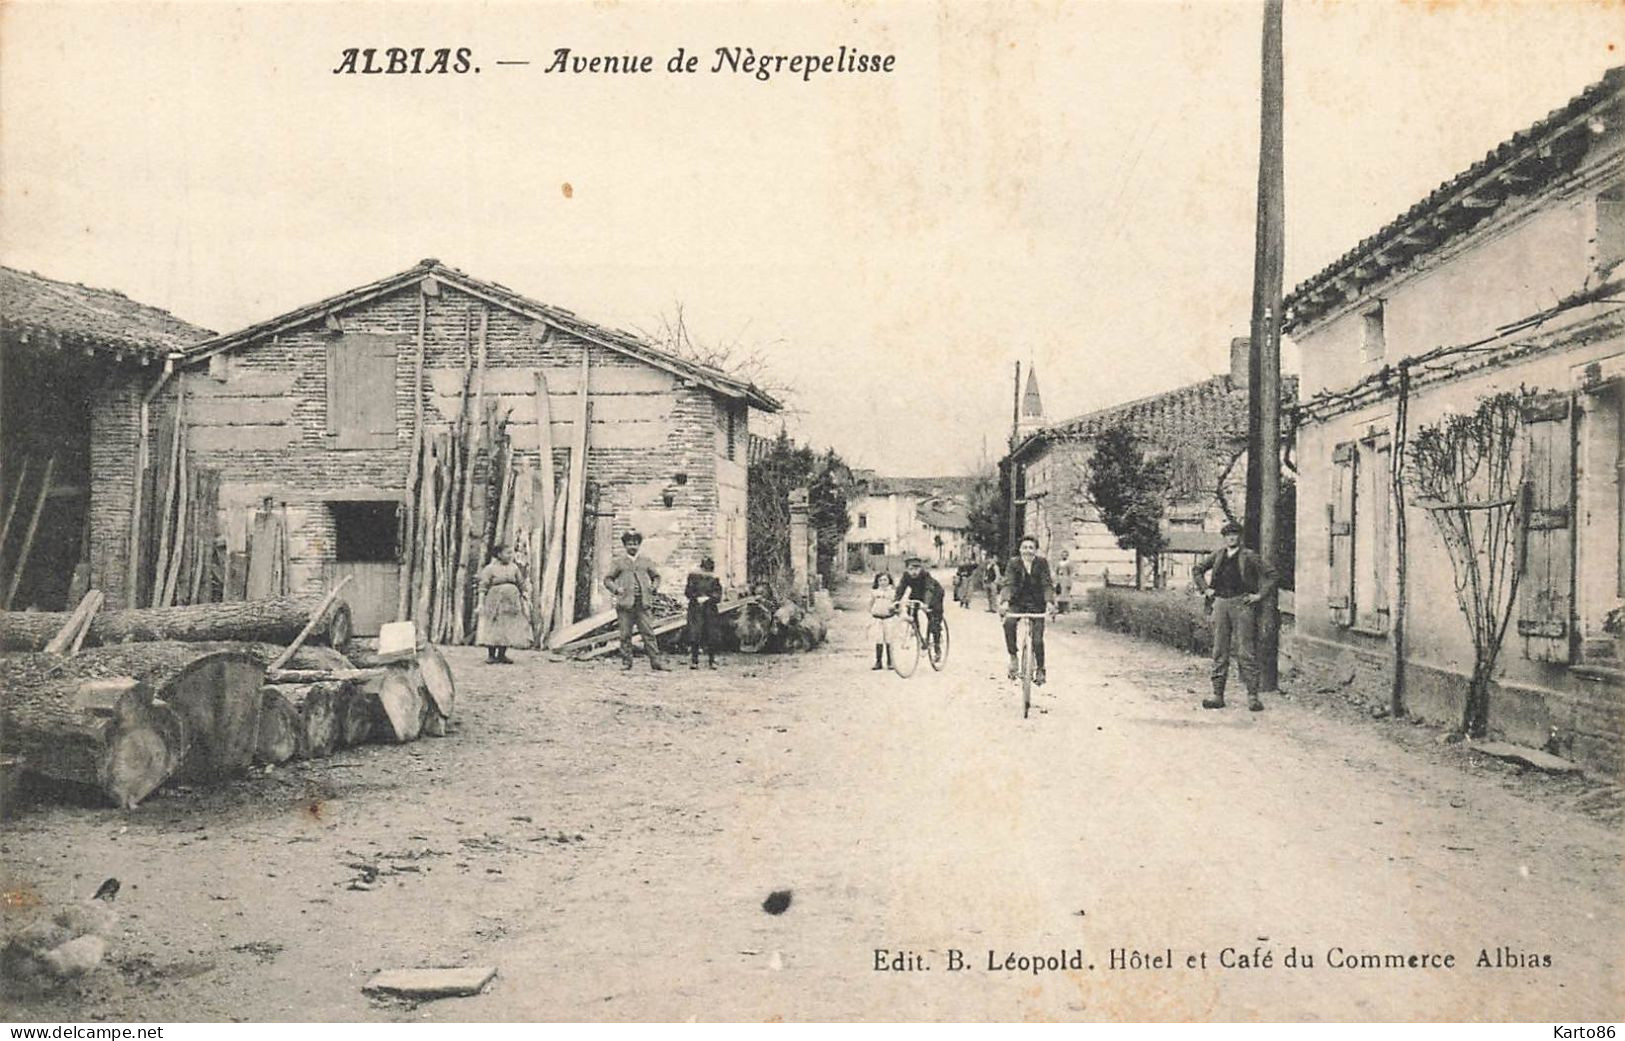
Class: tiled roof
1284,66,1624,332
181,259,781,411
1012,372,1300,459
857,474,979,498
0,265,213,360
917,497,970,530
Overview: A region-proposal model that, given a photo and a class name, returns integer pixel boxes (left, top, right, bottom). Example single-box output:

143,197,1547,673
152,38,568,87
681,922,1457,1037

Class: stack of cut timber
0,595,353,654
549,596,762,659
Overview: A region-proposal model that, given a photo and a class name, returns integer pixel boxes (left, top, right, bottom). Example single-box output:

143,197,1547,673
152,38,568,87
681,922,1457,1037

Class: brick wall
91,281,745,613
87,377,143,605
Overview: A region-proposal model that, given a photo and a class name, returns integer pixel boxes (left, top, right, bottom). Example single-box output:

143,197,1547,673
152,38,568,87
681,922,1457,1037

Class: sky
1,1,1619,476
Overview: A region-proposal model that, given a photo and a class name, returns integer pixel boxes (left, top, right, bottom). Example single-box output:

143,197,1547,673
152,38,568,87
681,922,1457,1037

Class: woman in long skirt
477,544,532,664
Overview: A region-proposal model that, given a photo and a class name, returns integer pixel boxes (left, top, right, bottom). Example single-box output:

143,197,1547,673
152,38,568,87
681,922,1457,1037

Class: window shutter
326,334,398,449
1327,441,1356,625
1517,393,1575,662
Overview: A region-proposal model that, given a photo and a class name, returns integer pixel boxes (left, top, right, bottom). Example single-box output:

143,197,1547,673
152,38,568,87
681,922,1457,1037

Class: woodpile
0,587,459,811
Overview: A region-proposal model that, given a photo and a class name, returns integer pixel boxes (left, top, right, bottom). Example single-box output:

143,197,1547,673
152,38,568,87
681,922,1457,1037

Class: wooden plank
187,398,297,426
428,365,672,398
559,359,591,628
187,372,298,398
363,967,496,999
188,425,299,453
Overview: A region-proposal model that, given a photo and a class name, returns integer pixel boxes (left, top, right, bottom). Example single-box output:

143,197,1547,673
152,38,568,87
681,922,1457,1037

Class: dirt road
3,587,1620,1022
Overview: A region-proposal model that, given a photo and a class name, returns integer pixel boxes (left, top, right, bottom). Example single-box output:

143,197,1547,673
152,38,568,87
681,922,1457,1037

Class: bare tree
639,303,796,411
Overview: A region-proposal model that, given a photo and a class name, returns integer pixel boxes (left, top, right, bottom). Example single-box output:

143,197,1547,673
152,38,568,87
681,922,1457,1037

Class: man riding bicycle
1000,534,1056,685
894,556,946,654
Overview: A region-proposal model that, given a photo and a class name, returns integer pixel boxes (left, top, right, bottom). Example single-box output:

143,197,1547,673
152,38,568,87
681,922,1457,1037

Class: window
1328,432,1392,633
326,333,398,449
1361,304,1386,365
857,512,868,529
330,501,399,563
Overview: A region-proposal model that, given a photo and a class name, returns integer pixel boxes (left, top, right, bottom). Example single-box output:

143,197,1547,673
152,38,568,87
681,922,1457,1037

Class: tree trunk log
0,597,354,654
255,687,300,765
0,644,264,783
0,672,189,808
335,683,373,747
362,666,425,743
267,681,343,759
729,602,773,654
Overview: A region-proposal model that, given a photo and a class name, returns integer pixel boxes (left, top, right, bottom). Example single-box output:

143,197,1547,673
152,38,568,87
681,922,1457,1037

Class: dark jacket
894,571,944,612
684,570,723,612
1192,546,1278,601
1001,556,1056,614
603,552,660,609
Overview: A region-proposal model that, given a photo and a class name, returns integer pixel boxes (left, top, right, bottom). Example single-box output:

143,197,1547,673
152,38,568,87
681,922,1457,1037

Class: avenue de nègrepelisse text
332,46,897,82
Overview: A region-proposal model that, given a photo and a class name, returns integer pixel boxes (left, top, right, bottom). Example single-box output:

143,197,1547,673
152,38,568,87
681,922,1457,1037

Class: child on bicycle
999,534,1056,685
894,556,946,655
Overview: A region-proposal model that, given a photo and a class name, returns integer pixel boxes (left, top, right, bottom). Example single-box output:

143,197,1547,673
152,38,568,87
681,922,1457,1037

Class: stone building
1005,345,1297,588
89,259,779,633
846,473,977,571
1288,67,1623,773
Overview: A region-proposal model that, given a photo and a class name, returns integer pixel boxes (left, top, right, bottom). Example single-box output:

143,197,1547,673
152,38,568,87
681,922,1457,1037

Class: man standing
999,535,1056,685
602,529,667,671
1192,520,1277,711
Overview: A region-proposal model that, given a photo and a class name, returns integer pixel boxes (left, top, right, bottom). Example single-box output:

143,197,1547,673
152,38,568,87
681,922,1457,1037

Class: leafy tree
747,433,852,594
1085,422,1170,589
965,464,1010,558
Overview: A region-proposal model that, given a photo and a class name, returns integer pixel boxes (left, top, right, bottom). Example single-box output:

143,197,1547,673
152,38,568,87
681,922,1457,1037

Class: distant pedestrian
602,529,668,671
981,557,1001,613
476,544,531,664
684,556,723,670
1192,520,1277,711
867,571,898,670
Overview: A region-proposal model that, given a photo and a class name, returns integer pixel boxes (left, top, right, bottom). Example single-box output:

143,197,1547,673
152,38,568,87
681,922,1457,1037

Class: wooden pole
0,456,31,557
400,290,428,621
268,575,354,672
453,309,488,643
3,456,54,610
1249,0,1285,693
1005,360,1021,558
1389,363,1411,717
150,383,186,606
559,348,590,627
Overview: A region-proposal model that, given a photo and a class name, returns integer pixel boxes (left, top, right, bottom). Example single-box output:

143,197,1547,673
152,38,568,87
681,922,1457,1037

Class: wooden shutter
1518,393,1575,662
327,334,398,449
1327,441,1356,626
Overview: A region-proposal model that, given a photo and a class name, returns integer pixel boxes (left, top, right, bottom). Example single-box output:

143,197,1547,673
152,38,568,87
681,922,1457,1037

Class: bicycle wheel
928,613,950,670
1020,627,1033,718
891,619,920,678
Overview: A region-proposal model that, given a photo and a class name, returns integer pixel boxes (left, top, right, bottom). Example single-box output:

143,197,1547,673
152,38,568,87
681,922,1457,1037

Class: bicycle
896,596,949,674
1005,612,1046,717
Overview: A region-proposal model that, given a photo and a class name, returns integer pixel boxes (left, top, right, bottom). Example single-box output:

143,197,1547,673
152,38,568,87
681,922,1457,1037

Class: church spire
1017,364,1044,437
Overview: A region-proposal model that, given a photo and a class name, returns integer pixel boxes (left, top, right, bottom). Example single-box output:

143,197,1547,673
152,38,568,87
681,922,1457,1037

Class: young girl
867,571,897,670
684,556,723,669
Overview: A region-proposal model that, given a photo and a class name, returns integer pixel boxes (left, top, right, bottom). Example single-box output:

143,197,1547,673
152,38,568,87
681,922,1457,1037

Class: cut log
0,675,188,808
0,644,264,783
255,687,300,765
730,601,773,654
268,681,343,759
335,683,374,747
0,596,354,654
362,666,425,743
415,645,455,719
266,667,387,685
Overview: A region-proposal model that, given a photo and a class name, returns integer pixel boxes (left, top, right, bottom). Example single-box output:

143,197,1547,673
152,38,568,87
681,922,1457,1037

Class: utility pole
1245,0,1286,692
1004,360,1022,559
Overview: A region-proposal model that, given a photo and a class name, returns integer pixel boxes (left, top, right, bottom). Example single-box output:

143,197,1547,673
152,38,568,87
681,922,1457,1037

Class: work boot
1202,693,1226,709
689,660,698,670
650,657,668,672
873,645,884,670
1007,655,1018,680
1034,668,1046,687
1248,695,1265,712
622,658,634,671
707,658,717,670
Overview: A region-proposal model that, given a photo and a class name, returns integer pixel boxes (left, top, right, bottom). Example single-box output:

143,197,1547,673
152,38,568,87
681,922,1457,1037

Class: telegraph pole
1245,0,1286,692
1005,360,1021,559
